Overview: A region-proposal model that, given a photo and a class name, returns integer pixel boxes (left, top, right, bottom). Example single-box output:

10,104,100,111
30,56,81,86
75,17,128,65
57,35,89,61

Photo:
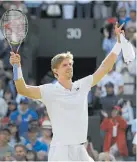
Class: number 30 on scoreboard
67,28,82,39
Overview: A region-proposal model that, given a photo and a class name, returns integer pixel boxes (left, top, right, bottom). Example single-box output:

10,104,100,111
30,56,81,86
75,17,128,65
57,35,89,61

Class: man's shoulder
39,83,57,96
39,83,57,90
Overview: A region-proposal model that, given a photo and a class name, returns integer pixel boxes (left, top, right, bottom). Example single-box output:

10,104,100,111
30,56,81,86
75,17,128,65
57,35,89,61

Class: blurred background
0,0,136,161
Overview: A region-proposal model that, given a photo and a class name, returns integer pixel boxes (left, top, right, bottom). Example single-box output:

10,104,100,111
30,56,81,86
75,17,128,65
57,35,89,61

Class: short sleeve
78,75,93,92
38,84,52,103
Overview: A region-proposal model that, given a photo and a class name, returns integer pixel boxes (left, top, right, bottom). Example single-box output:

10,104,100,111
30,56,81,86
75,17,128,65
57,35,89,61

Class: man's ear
53,68,57,74
53,68,58,78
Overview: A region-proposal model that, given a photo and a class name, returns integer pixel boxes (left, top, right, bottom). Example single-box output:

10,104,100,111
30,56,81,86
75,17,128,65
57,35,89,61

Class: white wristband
111,42,121,56
13,64,23,81
18,66,23,79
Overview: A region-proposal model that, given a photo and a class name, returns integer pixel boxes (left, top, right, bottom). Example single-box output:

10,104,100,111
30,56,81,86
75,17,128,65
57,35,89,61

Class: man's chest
52,89,84,104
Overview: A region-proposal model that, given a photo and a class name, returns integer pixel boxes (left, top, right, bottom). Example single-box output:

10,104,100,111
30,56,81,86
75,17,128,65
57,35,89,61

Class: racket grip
13,64,23,81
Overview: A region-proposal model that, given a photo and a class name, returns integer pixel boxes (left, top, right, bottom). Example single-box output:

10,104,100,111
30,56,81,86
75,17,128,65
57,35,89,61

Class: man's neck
58,78,72,90
21,108,28,113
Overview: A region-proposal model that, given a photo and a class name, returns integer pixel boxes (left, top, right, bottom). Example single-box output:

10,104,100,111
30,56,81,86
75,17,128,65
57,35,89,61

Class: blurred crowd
0,0,136,161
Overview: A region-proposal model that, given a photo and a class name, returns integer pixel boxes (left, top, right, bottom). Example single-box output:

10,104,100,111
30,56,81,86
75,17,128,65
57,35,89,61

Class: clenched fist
10,52,21,66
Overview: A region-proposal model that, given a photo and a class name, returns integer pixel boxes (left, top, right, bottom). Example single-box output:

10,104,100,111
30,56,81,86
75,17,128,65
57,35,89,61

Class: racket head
1,9,28,47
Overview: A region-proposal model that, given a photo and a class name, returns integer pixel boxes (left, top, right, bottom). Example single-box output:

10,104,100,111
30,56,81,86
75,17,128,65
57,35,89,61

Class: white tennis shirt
39,75,93,146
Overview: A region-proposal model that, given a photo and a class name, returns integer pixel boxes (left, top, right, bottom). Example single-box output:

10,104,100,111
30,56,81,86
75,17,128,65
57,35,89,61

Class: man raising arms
10,23,124,161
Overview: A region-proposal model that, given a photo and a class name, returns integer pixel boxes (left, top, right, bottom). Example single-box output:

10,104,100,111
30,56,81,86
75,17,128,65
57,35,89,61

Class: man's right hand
114,22,125,43
10,52,21,66
10,52,41,100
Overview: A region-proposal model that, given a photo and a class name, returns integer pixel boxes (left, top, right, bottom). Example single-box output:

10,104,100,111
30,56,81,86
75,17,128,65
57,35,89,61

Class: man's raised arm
10,52,41,99
91,22,124,87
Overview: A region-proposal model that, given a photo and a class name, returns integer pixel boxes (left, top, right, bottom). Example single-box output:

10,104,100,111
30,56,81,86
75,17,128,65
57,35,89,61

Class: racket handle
13,64,23,81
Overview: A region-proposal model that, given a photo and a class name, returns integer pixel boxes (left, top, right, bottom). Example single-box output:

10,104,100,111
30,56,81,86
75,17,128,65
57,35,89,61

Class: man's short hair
105,82,114,88
51,52,73,78
51,51,73,70
14,144,27,152
29,119,39,125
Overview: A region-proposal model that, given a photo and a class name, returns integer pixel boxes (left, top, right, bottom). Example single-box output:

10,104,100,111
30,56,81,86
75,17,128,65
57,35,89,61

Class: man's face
15,146,26,159
9,125,17,134
106,86,114,95
130,11,136,20
4,91,12,100
8,104,16,111
55,58,73,80
29,121,40,132
0,132,9,145
111,109,118,118
119,8,126,17
20,103,28,111
28,131,37,141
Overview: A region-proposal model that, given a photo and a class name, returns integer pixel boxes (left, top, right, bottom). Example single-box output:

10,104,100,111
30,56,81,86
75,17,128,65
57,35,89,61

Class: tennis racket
1,9,28,69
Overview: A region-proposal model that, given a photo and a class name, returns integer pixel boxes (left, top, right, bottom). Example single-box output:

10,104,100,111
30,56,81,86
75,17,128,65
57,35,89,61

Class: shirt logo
75,87,80,91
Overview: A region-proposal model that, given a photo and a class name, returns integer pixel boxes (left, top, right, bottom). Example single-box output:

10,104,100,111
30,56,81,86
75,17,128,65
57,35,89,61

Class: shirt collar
55,81,76,91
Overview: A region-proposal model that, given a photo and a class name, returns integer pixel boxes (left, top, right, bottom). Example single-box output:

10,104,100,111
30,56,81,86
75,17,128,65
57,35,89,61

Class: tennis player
10,22,124,161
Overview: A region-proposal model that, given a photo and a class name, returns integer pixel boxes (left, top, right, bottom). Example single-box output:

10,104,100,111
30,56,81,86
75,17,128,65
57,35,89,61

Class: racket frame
1,9,28,53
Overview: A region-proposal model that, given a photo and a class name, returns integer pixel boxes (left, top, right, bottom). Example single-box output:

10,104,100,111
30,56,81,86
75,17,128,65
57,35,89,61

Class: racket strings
2,10,28,43
1,9,28,53
4,19,25,35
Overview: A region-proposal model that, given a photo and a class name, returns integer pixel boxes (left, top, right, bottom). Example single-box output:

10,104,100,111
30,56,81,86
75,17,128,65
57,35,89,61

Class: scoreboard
30,19,105,62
